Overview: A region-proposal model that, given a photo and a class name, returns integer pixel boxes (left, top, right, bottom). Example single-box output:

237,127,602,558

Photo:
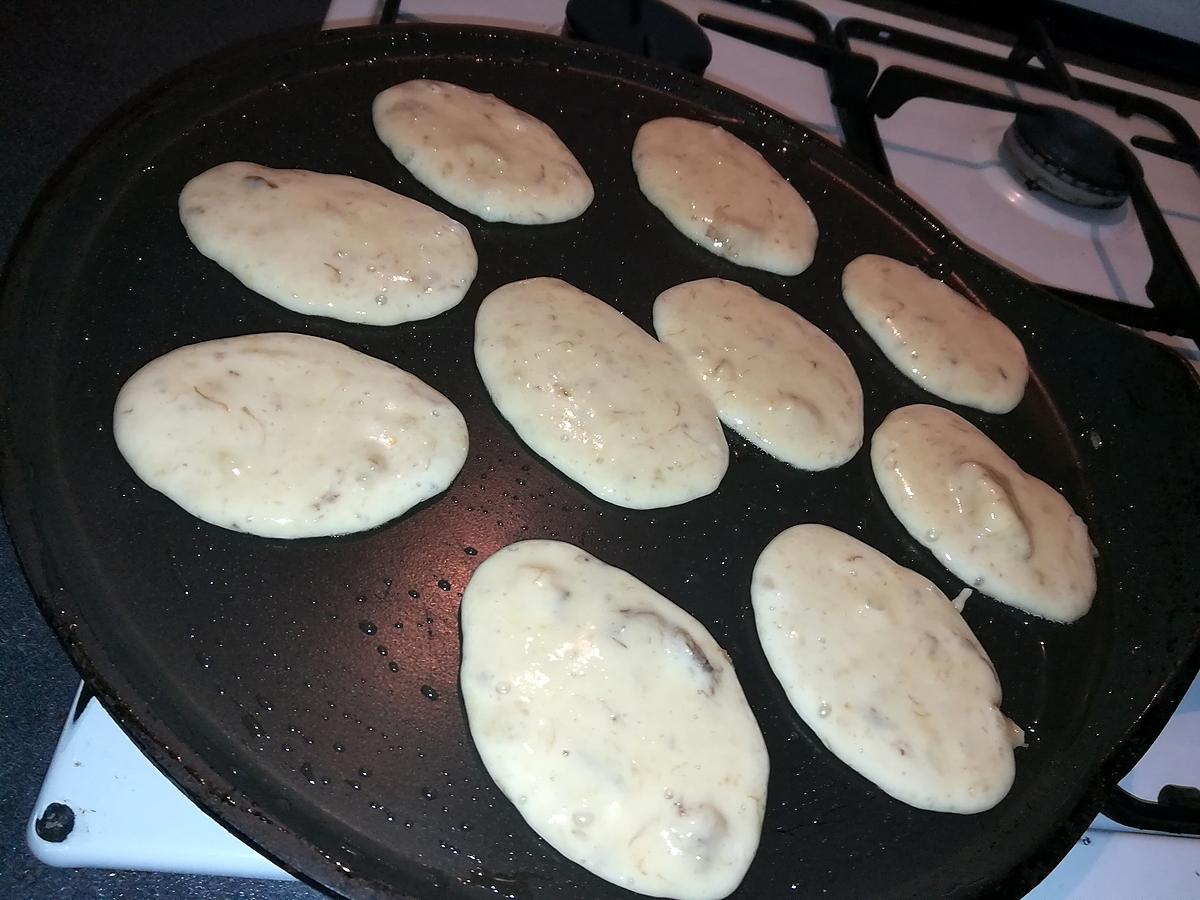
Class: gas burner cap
1000,106,1130,209
564,0,712,76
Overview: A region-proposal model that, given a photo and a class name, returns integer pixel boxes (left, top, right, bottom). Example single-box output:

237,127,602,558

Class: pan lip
1,18,1199,900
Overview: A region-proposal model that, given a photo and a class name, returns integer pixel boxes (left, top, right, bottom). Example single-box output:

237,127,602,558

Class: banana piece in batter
113,333,468,538
461,540,769,899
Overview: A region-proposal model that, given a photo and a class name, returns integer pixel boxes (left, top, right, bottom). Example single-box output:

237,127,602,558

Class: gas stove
22,1,1200,897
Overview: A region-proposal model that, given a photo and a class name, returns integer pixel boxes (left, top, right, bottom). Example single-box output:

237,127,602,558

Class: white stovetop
32,1,1200,897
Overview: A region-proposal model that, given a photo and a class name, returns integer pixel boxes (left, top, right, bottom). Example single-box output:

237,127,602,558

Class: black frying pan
3,23,1200,900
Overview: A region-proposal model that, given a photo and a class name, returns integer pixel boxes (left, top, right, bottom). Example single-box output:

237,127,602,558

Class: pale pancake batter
179,162,476,325
373,79,593,224
871,404,1096,622
654,278,862,470
752,524,1021,813
461,540,768,900
632,117,818,275
475,278,728,509
842,254,1028,413
114,333,468,538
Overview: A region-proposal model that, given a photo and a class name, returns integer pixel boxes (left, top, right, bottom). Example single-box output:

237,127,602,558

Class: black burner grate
698,2,1200,340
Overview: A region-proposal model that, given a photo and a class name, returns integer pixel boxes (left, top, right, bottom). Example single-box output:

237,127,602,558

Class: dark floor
1,4,329,897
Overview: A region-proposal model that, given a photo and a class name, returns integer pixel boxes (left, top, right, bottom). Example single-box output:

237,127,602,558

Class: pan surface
3,23,1200,900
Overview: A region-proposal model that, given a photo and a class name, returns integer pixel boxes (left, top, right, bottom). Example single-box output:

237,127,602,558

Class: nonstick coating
3,23,1200,900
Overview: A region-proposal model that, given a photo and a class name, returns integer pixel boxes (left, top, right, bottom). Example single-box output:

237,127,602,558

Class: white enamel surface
654,278,863,470
460,540,768,900
179,162,476,325
1004,79,1200,291
871,405,1096,622
632,117,818,275
372,79,593,224
28,686,292,879
875,99,1156,306
474,278,728,509
842,254,1029,413
113,333,468,538
695,25,840,139
845,24,1200,309
752,524,1018,813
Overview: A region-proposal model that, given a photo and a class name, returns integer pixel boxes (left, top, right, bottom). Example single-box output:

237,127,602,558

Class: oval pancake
871,404,1096,622
654,278,862,470
475,277,728,509
752,524,1020,813
179,162,476,325
373,79,593,224
632,117,818,275
114,333,468,538
461,540,768,899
